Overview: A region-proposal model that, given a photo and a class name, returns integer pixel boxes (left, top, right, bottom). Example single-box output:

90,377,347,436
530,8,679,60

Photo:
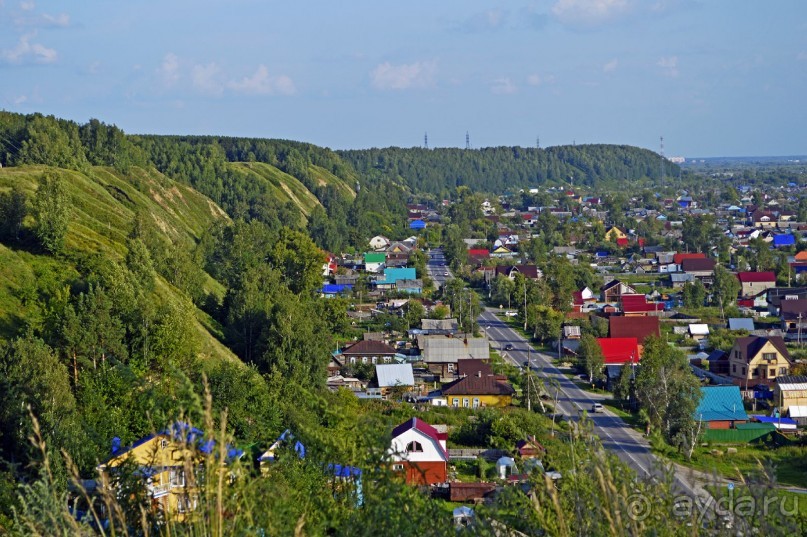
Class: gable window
392,464,404,471
763,353,776,362
160,439,169,450
406,441,423,453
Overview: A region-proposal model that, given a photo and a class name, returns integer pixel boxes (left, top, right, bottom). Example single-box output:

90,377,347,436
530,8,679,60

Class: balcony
149,482,171,497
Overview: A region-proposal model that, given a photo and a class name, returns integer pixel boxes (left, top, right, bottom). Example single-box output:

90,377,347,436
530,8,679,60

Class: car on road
504,344,514,351
591,403,604,413
504,310,517,317
443,271,449,276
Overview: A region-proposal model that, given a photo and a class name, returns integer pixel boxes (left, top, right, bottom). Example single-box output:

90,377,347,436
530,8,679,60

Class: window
447,363,455,372
362,356,368,364
763,353,776,362
780,367,788,375
176,495,197,514
452,398,459,407
371,357,377,364
406,441,423,453
473,398,480,408
732,364,736,373
169,468,185,488
350,357,356,364
160,439,169,450
463,398,470,408
742,367,746,376
392,464,404,471
770,369,776,377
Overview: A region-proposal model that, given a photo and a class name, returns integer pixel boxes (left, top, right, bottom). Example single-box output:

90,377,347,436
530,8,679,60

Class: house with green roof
364,252,386,273
695,386,748,429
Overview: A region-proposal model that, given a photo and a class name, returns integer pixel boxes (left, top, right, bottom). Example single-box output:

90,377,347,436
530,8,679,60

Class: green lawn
682,443,807,488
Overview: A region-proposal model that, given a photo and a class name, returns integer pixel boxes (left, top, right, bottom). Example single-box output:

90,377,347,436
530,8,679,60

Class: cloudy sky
1,1,805,157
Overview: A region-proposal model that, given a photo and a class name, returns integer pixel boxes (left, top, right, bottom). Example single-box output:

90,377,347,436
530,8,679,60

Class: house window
770,369,776,377
350,357,356,364
732,364,736,373
463,398,470,408
742,367,746,376
447,363,454,372
362,356,368,364
383,356,391,363
473,398,480,408
160,439,169,450
406,441,423,453
169,468,185,488
763,353,776,361
392,464,404,471
371,357,377,364
452,398,459,407
780,367,788,375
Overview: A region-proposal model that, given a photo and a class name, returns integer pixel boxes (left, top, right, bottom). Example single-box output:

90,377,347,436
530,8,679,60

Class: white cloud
227,65,296,96
603,58,618,72
1,33,56,63
20,1,34,11
13,94,28,105
87,60,100,75
158,53,180,86
370,60,437,90
41,12,69,27
551,0,633,27
527,73,542,86
798,51,807,61
491,77,517,95
192,62,223,95
657,55,679,77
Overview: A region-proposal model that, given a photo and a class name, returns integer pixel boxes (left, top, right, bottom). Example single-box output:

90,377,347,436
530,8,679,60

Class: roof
696,386,748,422
780,299,807,319
773,234,795,246
776,375,807,391
681,258,716,272
620,294,664,313
468,248,490,257
379,267,417,284
689,323,710,336
673,252,706,265
364,252,386,263
418,335,490,362
421,318,460,331
737,271,776,283
733,336,791,364
375,364,415,388
788,406,807,418
495,264,541,279
441,374,515,396
391,418,448,459
609,316,660,342
596,338,640,365
728,318,755,331
342,339,398,356
456,359,493,377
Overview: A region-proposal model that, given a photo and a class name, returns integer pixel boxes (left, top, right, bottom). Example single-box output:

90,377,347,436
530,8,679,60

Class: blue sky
1,1,805,157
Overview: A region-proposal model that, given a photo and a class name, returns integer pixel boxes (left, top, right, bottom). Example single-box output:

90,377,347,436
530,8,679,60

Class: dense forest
339,144,678,196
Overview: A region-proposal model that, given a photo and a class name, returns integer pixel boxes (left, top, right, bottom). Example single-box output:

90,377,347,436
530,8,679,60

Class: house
389,418,449,485
468,249,491,264
364,252,386,273
369,235,391,251
375,363,415,398
456,358,492,377
326,375,364,391
773,233,795,248
441,372,515,408
605,226,627,243
609,316,660,343
97,423,242,521
495,264,542,280
779,299,807,341
728,318,755,332
728,336,792,389
774,376,807,425
396,279,423,294
409,219,426,230
688,323,710,342
601,279,637,302
682,258,717,283
620,294,665,316
340,340,398,365
597,338,641,365
258,429,306,470
375,267,417,290
418,335,490,380
386,241,413,255
696,386,749,429
669,273,695,288
737,271,777,297
420,318,460,335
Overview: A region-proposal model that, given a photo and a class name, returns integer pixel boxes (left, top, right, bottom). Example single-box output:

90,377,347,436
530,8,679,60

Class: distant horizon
2,2,805,157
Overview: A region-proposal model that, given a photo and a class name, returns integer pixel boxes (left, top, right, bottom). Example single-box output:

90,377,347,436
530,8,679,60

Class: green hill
0,164,236,364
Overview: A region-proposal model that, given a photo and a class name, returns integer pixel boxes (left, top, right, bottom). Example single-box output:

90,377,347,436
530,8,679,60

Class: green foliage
0,185,28,243
32,172,71,253
682,280,706,308
578,333,605,383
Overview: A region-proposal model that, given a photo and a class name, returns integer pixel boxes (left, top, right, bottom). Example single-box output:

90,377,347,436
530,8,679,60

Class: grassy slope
309,164,357,200
0,164,238,365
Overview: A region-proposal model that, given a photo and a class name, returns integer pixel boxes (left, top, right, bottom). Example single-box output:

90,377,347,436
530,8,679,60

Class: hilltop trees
32,172,71,253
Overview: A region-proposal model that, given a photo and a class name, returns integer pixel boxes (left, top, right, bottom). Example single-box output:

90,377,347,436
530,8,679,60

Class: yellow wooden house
728,336,792,389
441,373,515,408
604,226,627,243
97,424,240,521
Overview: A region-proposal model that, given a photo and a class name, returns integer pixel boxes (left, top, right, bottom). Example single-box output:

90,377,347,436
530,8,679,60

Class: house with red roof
597,338,641,365
609,316,660,342
468,249,491,264
389,418,449,485
737,271,776,297
673,252,706,266
619,294,665,317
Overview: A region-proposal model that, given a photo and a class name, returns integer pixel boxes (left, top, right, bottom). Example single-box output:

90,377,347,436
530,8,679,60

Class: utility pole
523,283,528,331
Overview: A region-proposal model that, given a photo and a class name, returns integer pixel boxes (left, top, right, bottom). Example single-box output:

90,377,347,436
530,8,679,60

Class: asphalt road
480,310,709,499
426,248,452,288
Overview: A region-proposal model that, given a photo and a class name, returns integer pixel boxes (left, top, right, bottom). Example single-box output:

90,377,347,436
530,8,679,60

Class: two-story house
728,336,792,390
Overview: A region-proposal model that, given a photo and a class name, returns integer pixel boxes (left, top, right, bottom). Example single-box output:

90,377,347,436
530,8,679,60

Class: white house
389,418,448,485
369,235,391,251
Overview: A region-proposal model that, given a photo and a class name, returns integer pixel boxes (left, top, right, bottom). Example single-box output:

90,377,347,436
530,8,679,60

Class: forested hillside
339,144,677,196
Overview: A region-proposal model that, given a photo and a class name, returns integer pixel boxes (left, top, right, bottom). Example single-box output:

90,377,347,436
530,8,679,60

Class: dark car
504,344,514,351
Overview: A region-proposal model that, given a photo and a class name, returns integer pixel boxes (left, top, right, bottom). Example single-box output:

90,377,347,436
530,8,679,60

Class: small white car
504,310,517,317
591,403,604,413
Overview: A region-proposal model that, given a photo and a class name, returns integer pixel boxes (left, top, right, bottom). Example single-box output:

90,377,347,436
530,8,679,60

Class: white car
591,403,604,413
504,310,517,317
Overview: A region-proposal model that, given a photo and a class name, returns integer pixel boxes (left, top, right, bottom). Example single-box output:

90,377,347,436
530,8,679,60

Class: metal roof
418,335,490,362
375,364,414,388
696,386,748,423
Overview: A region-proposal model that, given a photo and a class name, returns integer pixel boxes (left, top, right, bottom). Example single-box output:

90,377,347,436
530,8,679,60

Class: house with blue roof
375,267,417,290
773,233,795,248
695,386,748,429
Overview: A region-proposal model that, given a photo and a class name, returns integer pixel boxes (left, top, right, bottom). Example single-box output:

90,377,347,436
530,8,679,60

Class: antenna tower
536,136,540,149
466,131,470,150
424,132,428,149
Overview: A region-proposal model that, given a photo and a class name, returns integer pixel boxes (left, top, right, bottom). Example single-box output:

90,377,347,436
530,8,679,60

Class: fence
448,448,508,461
702,424,775,443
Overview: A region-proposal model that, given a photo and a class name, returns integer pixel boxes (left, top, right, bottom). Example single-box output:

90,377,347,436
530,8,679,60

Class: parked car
504,344,514,351
591,403,604,413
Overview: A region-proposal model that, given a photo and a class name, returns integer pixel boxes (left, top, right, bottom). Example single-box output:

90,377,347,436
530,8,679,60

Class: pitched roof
375,364,415,388
696,386,748,422
737,271,776,283
456,359,493,377
596,338,640,365
441,374,515,396
728,318,755,331
777,375,807,390
681,258,716,272
780,299,807,319
364,252,386,263
418,335,490,362
342,339,398,356
391,418,448,459
673,252,706,265
734,336,791,364
609,316,660,342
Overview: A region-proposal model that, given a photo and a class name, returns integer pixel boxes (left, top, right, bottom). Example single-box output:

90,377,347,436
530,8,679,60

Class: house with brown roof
609,316,660,343
494,264,543,280
779,298,807,341
441,372,515,408
728,336,792,389
682,258,717,284
339,340,398,365
601,279,637,303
